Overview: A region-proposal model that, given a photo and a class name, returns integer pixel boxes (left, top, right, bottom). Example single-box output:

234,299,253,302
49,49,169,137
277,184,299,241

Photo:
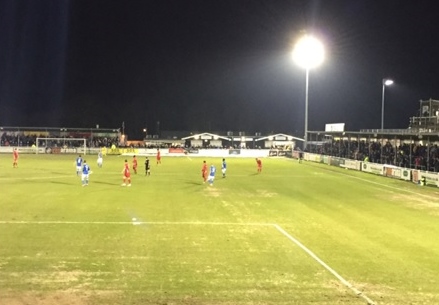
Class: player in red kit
156,148,161,165
201,160,208,183
132,155,138,174
256,158,262,173
13,148,19,168
121,160,131,186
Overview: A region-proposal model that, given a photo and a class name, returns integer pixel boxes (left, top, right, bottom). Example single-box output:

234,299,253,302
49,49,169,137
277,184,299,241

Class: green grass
1,154,439,305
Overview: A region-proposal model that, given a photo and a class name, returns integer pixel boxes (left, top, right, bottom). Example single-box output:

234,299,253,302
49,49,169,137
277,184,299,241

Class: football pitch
1,154,439,305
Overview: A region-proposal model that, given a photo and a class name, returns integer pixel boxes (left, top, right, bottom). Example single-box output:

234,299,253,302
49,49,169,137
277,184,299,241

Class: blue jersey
209,165,216,176
222,161,226,170
76,157,83,167
82,164,90,175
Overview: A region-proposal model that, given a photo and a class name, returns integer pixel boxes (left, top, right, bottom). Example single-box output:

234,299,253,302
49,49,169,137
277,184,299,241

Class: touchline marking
0,255,153,260
313,164,439,202
338,171,439,201
0,220,272,226
0,175,75,181
273,224,376,305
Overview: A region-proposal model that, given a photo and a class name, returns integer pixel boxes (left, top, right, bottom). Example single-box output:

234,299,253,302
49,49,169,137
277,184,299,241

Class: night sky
1,0,439,139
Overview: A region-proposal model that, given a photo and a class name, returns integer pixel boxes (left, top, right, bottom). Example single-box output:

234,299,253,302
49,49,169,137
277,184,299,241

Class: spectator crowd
1,132,119,148
309,139,439,172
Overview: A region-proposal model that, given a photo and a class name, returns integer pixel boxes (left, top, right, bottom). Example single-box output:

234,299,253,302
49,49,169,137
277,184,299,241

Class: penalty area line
273,224,376,305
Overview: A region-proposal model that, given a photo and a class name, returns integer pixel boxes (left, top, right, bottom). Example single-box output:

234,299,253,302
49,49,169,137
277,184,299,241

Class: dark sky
1,0,439,138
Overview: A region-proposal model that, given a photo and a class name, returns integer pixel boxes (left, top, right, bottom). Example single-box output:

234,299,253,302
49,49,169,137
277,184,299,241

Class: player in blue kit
207,164,216,186
76,155,83,176
221,158,227,178
81,160,91,186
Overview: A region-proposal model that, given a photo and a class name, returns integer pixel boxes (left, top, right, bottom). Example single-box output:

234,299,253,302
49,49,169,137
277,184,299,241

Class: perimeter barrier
294,150,439,187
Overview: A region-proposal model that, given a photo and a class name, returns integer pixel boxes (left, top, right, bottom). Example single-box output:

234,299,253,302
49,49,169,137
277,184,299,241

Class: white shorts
97,157,103,165
222,168,226,174
208,175,215,182
76,166,81,172
81,173,89,180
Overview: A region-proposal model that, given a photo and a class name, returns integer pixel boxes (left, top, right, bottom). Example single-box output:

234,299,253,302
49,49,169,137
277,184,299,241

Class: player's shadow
50,181,73,185
183,180,202,186
93,181,120,186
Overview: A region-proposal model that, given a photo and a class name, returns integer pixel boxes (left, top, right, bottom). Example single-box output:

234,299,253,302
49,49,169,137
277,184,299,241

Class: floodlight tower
293,34,324,150
381,78,394,130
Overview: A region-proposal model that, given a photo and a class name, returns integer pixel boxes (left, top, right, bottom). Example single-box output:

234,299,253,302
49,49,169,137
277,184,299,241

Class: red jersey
132,157,138,168
201,162,208,181
13,149,19,160
256,159,262,167
156,151,161,160
123,163,131,177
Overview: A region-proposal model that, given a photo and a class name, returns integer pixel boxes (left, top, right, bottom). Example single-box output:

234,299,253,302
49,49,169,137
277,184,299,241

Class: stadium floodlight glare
292,34,325,150
293,35,325,70
383,79,393,86
381,78,394,130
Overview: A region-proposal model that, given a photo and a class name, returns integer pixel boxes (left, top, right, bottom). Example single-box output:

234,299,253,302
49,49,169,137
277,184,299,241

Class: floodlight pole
381,78,393,131
293,34,324,151
304,68,310,150
381,81,386,131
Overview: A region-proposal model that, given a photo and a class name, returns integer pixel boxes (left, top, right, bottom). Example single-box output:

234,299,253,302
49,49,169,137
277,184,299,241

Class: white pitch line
273,224,376,305
0,220,272,226
0,255,153,260
337,171,439,201
305,162,439,202
0,175,75,181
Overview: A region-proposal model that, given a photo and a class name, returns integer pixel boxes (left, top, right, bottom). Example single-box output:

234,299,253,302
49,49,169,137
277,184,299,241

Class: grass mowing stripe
273,224,376,305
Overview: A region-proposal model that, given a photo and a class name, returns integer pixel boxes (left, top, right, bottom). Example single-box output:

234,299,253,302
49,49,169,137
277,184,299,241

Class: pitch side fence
290,150,439,188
